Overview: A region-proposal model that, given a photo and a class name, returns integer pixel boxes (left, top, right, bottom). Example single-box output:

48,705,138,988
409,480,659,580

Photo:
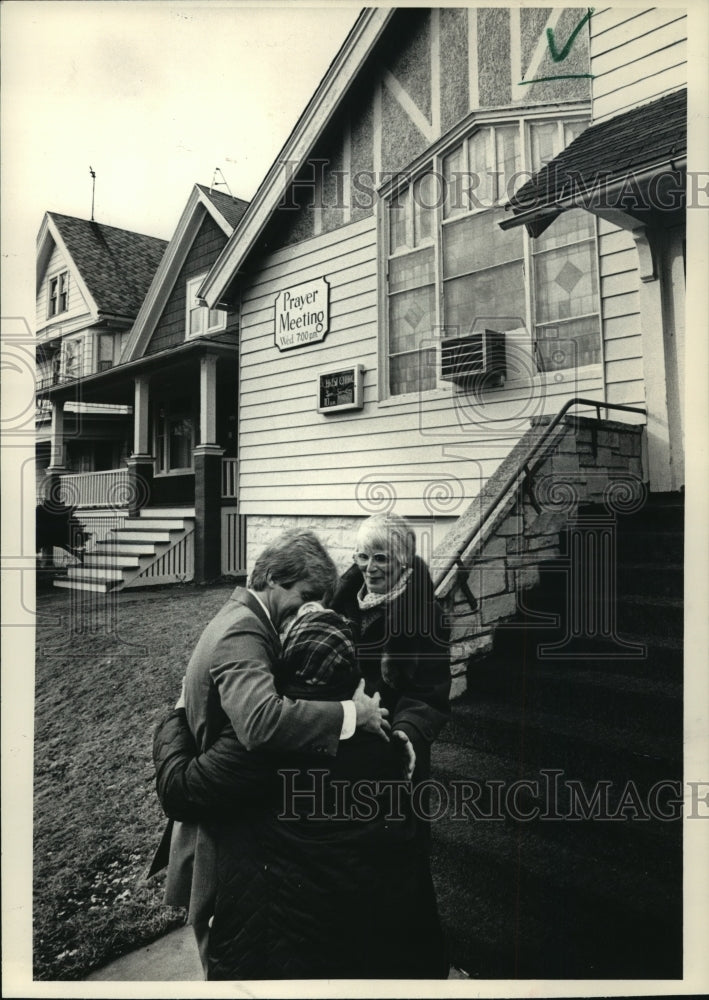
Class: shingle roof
48,213,168,318
196,184,249,232
503,89,686,232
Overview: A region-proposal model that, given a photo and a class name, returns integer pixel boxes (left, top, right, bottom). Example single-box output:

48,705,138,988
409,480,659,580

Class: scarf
356,567,413,612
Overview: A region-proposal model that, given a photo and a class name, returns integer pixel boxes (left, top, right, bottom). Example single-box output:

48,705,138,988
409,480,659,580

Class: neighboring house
35,211,167,504
36,184,248,590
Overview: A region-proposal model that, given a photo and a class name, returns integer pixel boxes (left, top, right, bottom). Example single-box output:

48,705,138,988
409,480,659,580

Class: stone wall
246,514,365,577
435,415,645,699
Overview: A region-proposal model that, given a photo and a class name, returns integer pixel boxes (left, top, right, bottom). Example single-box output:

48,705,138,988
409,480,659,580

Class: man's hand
353,679,390,741
175,676,186,710
392,729,416,780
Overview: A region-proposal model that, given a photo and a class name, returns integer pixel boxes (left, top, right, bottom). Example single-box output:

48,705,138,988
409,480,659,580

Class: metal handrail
432,397,647,593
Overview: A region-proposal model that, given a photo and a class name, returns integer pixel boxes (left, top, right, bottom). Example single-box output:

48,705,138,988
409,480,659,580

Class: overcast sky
1,1,362,326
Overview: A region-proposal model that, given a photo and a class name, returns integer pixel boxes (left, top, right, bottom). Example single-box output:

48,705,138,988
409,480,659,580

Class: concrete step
617,561,683,599
579,494,684,532
431,802,681,978
83,554,142,569
466,656,683,725
121,518,192,531
95,542,158,556
491,620,684,678
67,567,125,582
441,697,682,781
613,529,684,563
108,530,173,544
139,507,195,519
617,594,683,638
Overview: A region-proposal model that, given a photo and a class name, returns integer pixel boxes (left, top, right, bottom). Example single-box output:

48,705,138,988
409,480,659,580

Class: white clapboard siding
603,313,641,342
591,8,686,122
36,243,91,331
239,373,604,442
244,224,378,292
596,217,645,410
238,214,609,517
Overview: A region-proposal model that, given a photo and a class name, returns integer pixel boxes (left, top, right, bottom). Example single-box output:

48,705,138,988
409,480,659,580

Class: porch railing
222,458,238,499
58,467,130,509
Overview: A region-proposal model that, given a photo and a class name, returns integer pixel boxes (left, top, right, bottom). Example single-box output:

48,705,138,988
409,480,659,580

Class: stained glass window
386,115,597,396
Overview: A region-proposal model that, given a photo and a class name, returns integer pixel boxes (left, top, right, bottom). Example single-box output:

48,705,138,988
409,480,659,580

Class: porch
53,459,239,508
36,339,245,586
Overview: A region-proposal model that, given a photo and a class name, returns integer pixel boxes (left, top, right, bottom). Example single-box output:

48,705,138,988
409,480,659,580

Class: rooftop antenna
89,166,96,221
210,167,235,200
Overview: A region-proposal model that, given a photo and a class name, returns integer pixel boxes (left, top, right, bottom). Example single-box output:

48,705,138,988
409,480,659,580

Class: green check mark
546,8,593,63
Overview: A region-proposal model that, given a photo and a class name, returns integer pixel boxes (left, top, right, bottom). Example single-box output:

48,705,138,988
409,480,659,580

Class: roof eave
36,214,101,319
120,184,234,364
199,7,394,309
38,335,237,402
499,156,687,235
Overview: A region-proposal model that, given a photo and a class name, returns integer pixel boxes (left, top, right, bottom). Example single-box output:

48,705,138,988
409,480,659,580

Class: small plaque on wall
274,277,329,351
317,365,365,414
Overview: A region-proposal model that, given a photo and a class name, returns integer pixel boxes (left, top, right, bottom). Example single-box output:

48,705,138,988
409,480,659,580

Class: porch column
127,374,153,517
43,399,66,506
193,444,224,584
49,399,65,469
193,354,224,582
199,354,218,445
595,211,674,492
133,374,151,455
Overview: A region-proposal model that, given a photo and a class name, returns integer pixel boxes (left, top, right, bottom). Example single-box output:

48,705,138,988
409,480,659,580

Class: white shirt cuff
339,700,356,740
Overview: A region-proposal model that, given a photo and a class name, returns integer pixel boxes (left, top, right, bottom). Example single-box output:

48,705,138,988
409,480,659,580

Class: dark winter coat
330,555,452,785
153,705,447,979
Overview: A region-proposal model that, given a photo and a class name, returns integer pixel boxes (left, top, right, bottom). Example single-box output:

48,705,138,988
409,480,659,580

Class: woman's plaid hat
281,608,359,694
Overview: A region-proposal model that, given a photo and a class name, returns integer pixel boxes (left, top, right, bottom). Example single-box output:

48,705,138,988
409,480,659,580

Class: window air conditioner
440,329,506,388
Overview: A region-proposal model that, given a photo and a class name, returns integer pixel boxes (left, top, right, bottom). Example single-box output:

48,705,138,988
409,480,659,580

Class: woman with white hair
330,511,451,977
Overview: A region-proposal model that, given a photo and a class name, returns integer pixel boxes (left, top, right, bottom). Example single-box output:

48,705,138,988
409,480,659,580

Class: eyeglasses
353,551,391,568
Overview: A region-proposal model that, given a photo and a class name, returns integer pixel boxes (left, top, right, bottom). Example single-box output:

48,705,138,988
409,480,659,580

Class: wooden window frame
378,108,601,404
186,273,227,339
153,397,196,476
48,271,69,318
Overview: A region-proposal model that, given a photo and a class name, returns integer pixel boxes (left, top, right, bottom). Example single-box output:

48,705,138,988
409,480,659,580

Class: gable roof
121,183,249,363
500,88,687,236
199,8,393,309
39,213,167,319
196,184,249,231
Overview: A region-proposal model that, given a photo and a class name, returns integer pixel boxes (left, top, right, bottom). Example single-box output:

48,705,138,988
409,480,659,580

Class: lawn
33,581,239,980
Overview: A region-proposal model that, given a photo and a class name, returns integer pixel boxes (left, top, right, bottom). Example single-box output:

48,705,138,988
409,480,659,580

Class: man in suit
159,529,390,973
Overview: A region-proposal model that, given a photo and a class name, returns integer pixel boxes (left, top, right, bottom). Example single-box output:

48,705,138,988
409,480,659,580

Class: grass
33,581,239,980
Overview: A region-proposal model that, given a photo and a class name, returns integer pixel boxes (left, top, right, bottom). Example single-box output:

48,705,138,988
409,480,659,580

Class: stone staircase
54,509,195,593
431,491,684,978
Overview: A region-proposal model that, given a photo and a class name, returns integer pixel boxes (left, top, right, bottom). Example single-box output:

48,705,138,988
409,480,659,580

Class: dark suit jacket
184,587,343,755
157,587,345,928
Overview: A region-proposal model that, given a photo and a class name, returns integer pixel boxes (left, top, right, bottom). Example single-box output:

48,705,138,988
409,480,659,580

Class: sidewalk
85,925,202,981
85,926,469,981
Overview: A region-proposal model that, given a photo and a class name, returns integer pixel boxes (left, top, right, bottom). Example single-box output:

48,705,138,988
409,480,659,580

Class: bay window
384,113,599,397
